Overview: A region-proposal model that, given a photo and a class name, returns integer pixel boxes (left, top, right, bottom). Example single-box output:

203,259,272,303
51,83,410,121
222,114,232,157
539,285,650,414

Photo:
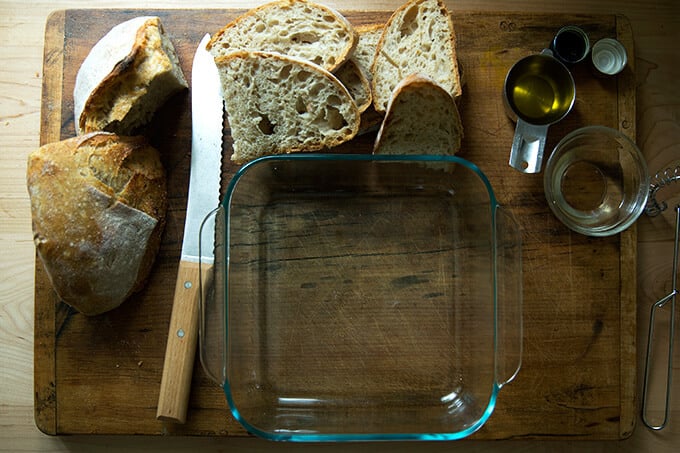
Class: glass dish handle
494,205,523,387
199,205,227,386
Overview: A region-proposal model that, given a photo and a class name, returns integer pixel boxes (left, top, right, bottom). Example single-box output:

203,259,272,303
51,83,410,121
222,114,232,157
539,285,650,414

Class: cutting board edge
34,8,67,436
615,12,638,440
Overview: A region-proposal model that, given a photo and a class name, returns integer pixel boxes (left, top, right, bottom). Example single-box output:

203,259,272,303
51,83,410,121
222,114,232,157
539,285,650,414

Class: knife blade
157,34,222,424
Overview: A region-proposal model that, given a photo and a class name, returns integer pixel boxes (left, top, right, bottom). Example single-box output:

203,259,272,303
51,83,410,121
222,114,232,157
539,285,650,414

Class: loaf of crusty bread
334,58,372,113
74,16,188,135
371,0,462,113
207,0,358,72
215,50,360,163
374,74,463,155
27,132,167,315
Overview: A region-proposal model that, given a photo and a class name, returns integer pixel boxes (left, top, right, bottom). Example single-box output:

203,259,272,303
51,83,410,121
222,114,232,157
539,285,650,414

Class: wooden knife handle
156,260,206,423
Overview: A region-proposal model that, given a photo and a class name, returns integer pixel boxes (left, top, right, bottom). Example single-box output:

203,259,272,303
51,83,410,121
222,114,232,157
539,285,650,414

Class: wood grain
32,8,641,440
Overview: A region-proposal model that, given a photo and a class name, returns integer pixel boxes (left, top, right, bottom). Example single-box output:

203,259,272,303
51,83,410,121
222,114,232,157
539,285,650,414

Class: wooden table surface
1,0,678,452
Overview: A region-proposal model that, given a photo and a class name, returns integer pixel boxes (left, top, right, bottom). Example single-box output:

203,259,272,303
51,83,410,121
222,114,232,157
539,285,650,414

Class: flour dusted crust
215,50,360,163
74,16,188,135
374,74,463,155
371,0,462,113
27,132,167,315
207,0,358,72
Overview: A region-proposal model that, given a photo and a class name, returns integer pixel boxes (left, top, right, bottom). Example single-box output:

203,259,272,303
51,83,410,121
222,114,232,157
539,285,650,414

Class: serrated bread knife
157,34,222,424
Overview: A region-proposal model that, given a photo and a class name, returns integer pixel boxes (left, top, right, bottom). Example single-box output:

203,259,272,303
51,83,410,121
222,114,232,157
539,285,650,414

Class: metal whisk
641,160,680,430
646,160,680,217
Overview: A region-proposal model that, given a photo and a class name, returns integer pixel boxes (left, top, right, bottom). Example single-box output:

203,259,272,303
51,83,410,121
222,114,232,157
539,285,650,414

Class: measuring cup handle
509,120,549,173
494,206,523,387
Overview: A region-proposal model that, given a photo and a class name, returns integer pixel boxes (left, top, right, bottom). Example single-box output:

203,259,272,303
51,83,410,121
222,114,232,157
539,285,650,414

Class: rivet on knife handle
157,261,204,423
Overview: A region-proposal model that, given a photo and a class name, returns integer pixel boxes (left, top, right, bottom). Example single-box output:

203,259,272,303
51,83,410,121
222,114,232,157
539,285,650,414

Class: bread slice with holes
215,50,360,163
372,0,462,113
207,0,357,72
74,16,188,135
374,74,463,155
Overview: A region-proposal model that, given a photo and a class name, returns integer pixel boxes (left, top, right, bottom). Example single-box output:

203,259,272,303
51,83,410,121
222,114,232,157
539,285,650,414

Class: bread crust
207,0,358,72
27,132,167,315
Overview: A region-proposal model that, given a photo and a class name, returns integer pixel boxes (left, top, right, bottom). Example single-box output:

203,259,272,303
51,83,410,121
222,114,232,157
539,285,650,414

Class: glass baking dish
200,154,522,441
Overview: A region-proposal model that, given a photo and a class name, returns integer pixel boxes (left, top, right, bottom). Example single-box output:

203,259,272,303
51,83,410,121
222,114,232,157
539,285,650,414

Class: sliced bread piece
215,50,360,163
334,58,371,113
371,0,462,113
374,74,463,155
353,24,385,86
352,24,386,133
207,0,358,72
74,16,188,135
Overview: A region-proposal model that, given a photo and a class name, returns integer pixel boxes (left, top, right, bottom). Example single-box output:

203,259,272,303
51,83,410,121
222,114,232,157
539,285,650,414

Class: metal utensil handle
641,204,679,430
646,160,680,217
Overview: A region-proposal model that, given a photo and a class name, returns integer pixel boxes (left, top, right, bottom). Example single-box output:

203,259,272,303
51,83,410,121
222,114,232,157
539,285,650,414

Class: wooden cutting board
35,8,637,439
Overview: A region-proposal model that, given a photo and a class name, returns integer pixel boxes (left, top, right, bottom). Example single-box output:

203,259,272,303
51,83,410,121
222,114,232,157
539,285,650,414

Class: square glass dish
200,154,522,441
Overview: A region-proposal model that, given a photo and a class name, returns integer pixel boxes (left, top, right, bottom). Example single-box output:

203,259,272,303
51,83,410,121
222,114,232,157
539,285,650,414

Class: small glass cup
544,125,650,237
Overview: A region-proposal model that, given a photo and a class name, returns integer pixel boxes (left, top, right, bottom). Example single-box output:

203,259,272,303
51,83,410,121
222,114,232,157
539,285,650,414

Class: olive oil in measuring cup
505,55,575,125
503,51,576,173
